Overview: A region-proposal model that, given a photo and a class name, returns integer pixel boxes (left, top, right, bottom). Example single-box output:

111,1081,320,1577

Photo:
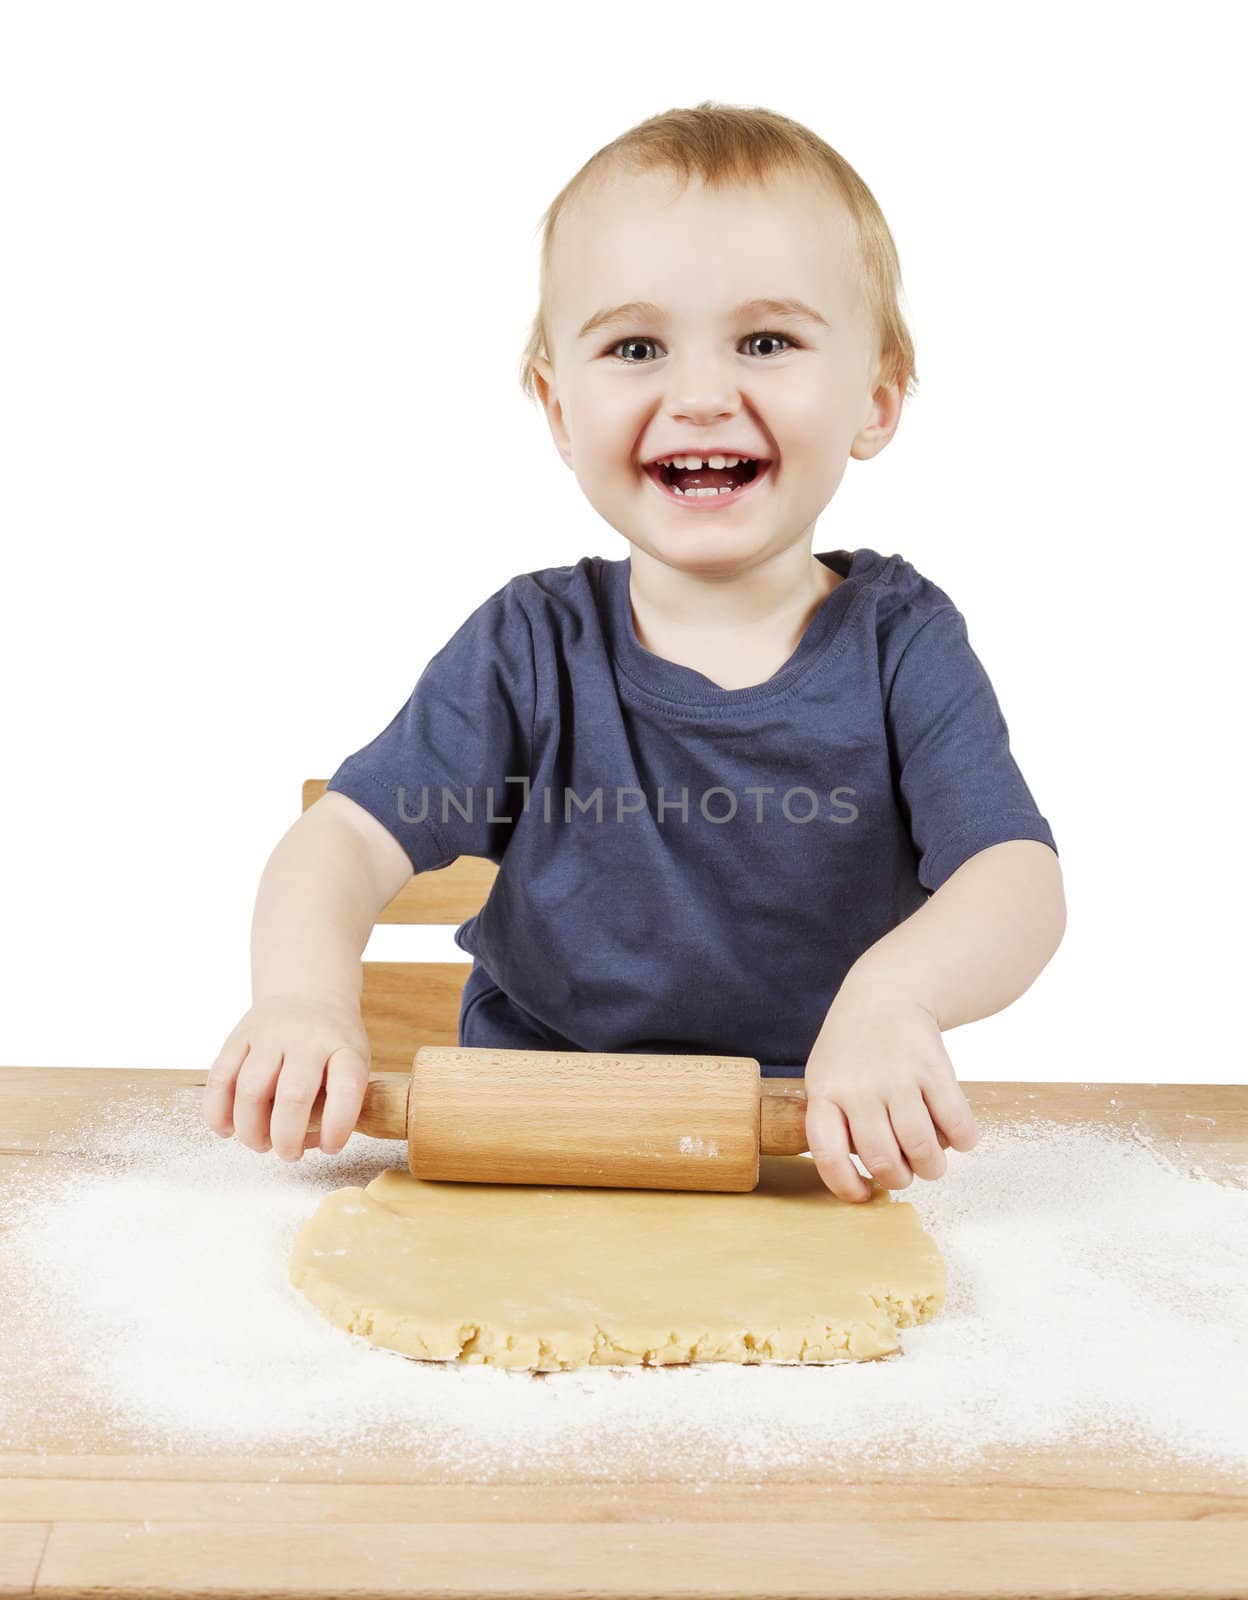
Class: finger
202,1037,248,1137
270,1057,326,1163
848,1103,913,1191
231,1049,280,1152
806,1098,872,1203
888,1092,947,1182
318,1046,370,1154
924,1079,980,1152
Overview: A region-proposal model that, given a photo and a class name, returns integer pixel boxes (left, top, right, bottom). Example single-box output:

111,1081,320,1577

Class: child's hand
803,980,980,1202
201,995,372,1162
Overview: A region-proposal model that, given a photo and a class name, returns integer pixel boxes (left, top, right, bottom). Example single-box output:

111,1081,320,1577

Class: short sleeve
886,605,1058,893
325,581,535,872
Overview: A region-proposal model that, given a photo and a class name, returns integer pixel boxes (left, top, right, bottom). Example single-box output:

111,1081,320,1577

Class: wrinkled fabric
327,548,1057,1077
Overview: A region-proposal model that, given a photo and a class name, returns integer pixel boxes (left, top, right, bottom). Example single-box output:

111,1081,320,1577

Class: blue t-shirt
326,547,1057,1077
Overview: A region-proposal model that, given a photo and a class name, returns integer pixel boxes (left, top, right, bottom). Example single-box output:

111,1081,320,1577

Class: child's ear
850,378,904,462
532,355,574,468
531,353,554,407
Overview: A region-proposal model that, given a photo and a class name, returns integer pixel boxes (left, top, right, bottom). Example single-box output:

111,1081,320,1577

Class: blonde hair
518,100,917,407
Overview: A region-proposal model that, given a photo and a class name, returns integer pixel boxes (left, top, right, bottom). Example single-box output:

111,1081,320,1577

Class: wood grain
21,1519,1248,1599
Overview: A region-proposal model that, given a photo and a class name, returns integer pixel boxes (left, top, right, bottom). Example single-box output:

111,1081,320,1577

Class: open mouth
642,457,773,510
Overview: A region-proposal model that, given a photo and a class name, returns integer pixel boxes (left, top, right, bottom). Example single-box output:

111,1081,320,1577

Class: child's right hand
201,996,372,1162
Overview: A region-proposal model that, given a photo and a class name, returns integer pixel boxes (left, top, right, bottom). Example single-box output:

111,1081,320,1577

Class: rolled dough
289,1155,946,1371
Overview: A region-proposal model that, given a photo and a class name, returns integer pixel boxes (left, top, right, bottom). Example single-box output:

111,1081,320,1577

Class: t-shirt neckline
603,547,883,709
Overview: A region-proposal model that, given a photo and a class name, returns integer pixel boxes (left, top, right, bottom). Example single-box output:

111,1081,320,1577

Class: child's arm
202,794,416,1161
804,839,1065,1202
842,837,1065,1029
250,791,416,1004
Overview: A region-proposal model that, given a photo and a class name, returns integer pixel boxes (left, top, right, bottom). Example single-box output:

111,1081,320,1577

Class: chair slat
360,961,472,1069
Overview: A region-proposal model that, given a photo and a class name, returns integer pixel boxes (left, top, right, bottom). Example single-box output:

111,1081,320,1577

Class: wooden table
2,1067,1245,1599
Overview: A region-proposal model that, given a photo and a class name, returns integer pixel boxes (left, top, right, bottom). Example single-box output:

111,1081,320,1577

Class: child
203,101,1065,1204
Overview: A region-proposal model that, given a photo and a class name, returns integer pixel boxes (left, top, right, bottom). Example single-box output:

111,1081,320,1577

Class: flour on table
0,1095,1244,1478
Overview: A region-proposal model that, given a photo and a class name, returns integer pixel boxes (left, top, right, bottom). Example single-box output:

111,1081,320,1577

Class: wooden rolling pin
303,1045,946,1194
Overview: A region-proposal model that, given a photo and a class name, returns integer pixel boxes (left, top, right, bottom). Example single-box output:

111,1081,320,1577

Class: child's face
533,168,901,576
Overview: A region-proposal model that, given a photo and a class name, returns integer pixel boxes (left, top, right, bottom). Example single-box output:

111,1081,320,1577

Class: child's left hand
803,978,981,1202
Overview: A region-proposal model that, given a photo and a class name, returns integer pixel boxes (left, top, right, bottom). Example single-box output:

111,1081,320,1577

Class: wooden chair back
301,779,497,1072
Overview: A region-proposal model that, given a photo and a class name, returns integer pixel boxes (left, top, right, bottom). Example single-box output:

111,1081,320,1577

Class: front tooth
666,454,743,469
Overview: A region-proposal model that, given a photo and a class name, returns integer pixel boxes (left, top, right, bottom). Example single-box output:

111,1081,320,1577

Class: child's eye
603,331,798,363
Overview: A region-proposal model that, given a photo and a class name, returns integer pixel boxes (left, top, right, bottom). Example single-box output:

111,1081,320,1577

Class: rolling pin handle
759,1080,810,1156
304,1072,410,1144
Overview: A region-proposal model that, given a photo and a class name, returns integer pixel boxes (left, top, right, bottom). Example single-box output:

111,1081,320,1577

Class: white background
2,1,1242,1084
